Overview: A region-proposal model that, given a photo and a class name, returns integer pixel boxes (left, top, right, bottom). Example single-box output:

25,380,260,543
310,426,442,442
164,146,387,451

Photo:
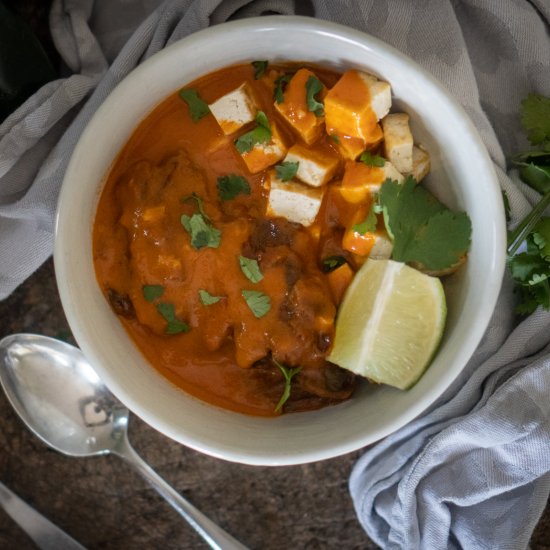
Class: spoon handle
114,437,248,550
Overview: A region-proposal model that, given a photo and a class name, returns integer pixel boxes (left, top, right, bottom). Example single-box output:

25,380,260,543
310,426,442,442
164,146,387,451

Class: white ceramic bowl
54,16,506,466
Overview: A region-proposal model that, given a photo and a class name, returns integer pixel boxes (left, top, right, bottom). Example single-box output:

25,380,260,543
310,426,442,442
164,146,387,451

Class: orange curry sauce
93,63,386,416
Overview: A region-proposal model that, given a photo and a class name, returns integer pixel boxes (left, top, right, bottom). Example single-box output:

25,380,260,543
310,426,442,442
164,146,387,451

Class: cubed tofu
266,171,324,227
407,145,431,182
240,122,287,174
340,160,404,203
369,231,393,260
209,82,258,135
325,70,391,141
284,143,339,187
274,68,325,145
343,225,393,259
382,113,413,173
332,124,384,161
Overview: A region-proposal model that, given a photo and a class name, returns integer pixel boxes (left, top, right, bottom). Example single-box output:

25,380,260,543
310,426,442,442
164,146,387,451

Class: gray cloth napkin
1,0,549,547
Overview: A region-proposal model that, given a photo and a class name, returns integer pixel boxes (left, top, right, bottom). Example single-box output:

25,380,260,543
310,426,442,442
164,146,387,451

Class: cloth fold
1,1,549,548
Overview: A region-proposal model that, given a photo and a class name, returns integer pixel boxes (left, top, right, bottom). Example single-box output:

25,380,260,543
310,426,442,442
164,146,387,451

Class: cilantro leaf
275,161,299,182
252,60,268,79
217,174,251,200
181,193,211,221
353,206,377,235
521,94,550,148
234,111,271,154
242,290,271,318
518,163,550,195
178,89,210,122
155,302,190,334
321,256,346,273
142,284,164,302
198,289,222,305
305,76,324,117
274,74,292,104
330,134,340,144
360,151,385,167
181,213,221,249
380,177,472,270
239,256,263,283
273,359,302,413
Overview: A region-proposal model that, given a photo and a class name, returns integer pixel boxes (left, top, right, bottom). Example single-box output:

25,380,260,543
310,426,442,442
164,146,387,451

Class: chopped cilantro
330,134,340,144
178,89,210,122
217,174,251,200
252,60,268,79
242,289,271,318
274,74,292,104
156,302,189,334
198,290,222,305
181,193,211,221
181,213,221,249
275,161,299,182
353,206,377,235
521,94,550,149
305,76,324,117
360,151,385,167
321,256,346,273
239,256,263,283
380,177,472,270
273,359,302,413
142,284,164,302
234,111,271,154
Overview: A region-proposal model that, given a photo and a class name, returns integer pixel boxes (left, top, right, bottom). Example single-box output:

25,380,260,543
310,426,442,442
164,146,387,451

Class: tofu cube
340,160,404,203
284,144,339,187
369,231,393,260
240,122,287,174
266,171,324,227
332,124,384,161
342,223,393,259
209,82,258,135
407,145,431,182
325,70,391,141
382,113,414,173
274,68,325,145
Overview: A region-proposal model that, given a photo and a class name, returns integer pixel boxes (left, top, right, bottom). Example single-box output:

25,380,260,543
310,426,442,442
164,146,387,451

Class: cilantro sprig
353,206,377,235
275,161,299,182
180,194,221,249
507,93,550,313
252,60,268,79
273,359,302,413
178,89,210,122
217,174,251,200
239,256,263,283
305,76,324,117
234,111,272,154
199,289,223,305
142,285,189,334
360,151,385,167
274,74,292,104
380,177,472,271
242,289,271,318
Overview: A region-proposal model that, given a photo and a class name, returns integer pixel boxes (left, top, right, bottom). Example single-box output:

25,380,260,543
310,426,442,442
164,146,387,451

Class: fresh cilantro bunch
507,94,550,314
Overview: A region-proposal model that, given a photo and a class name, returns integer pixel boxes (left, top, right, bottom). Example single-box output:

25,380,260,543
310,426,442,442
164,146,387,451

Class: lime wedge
328,259,446,390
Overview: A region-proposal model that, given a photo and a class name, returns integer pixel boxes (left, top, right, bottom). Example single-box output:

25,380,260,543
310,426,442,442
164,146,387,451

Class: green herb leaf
198,289,223,305
521,94,550,148
178,89,210,122
252,60,268,79
181,193,211,221
305,76,324,117
275,161,299,182
352,206,377,235
360,151,386,167
242,290,271,318
330,134,340,144
321,256,346,273
273,359,302,413
380,177,472,270
217,174,251,200
518,163,550,195
155,302,190,334
142,284,165,302
239,256,263,283
234,110,272,154
274,74,292,104
181,213,221,249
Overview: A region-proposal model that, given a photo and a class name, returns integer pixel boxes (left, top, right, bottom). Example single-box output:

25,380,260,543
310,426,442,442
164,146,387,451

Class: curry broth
93,63,365,416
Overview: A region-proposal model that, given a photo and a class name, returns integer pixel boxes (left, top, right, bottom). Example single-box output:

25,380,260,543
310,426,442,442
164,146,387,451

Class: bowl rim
54,15,506,466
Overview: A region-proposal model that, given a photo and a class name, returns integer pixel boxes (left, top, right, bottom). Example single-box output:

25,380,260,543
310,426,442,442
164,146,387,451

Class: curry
93,61,448,416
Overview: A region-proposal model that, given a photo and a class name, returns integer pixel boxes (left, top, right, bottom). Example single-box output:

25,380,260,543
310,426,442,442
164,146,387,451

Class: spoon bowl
0,333,247,550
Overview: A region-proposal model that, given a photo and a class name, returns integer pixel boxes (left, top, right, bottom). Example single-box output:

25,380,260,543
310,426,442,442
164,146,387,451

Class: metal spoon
0,334,247,550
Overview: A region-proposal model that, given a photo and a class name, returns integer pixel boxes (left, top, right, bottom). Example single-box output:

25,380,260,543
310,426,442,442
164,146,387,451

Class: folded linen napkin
1,0,549,547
